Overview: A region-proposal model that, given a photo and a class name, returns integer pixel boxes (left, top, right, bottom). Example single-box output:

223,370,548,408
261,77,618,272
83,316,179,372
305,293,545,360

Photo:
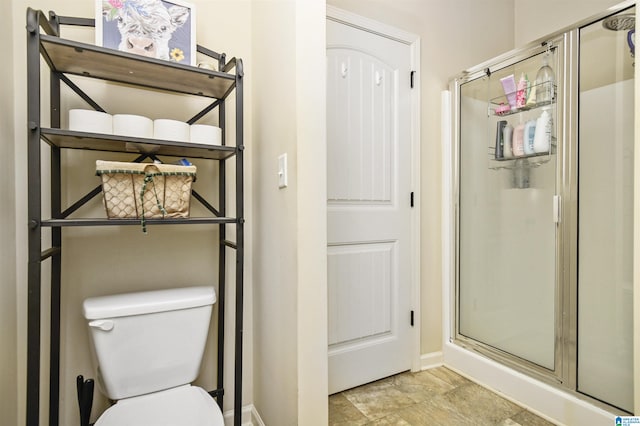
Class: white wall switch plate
278,153,288,188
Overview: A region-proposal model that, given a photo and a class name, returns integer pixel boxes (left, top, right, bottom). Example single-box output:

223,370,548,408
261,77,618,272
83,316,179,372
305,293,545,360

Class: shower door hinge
410,71,416,88
410,192,414,207
410,310,414,327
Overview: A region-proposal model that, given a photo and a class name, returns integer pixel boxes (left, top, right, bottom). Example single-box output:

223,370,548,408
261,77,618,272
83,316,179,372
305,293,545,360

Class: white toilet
82,286,224,426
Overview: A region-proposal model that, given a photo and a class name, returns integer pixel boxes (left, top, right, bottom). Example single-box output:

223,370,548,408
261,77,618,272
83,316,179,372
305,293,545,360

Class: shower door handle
553,195,561,224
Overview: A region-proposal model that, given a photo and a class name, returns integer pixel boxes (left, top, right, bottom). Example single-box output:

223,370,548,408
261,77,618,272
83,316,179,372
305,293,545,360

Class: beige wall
1,1,17,425
251,0,328,424
326,0,515,355
514,0,629,46
635,5,639,416
10,1,253,424
251,1,299,424
294,1,328,423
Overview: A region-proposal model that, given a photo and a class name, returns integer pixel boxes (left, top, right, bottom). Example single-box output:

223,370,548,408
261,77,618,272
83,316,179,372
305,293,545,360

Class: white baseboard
223,404,264,426
420,351,444,370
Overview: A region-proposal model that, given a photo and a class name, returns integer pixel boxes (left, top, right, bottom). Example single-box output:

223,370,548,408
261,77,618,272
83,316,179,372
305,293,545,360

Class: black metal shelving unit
26,8,244,426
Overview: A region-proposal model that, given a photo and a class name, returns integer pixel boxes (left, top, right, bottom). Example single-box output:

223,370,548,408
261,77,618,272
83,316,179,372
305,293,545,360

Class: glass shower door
577,6,635,412
457,45,561,372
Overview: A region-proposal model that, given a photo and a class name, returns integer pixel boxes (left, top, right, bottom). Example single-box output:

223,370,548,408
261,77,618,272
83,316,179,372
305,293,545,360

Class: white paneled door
327,17,413,394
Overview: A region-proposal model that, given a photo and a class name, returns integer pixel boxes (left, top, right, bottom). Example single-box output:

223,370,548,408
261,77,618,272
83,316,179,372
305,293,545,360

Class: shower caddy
25,8,245,426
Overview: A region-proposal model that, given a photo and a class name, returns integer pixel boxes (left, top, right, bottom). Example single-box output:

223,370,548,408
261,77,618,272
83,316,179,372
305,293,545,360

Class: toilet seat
94,385,224,426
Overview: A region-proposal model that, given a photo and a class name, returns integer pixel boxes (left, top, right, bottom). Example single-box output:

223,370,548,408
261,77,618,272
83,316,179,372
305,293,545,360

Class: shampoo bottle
535,54,556,103
523,119,536,155
495,120,507,159
500,75,517,109
516,73,527,108
533,110,552,153
512,123,525,157
502,124,514,158
526,74,537,106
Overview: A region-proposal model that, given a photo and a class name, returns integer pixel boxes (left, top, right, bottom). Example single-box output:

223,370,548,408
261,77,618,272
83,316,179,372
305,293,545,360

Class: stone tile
437,383,523,426
364,413,412,425
395,399,477,425
329,393,369,425
498,418,523,426
329,369,554,426
391,370,456,403
510,409,557,426
343,378,417,421
424,366,473,388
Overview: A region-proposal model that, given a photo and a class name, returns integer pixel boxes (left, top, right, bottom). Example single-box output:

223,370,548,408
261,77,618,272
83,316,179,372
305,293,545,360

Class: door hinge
410,191,414,207
410,310,414,327
410,70,416,88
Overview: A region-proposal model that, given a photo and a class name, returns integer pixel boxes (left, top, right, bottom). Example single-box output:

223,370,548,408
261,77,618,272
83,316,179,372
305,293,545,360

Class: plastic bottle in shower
523,119,536,155
516,73,527,108
533,110,552,153
502,124,514,158
535,54,556,103
512,123,525,157
495,120,507,159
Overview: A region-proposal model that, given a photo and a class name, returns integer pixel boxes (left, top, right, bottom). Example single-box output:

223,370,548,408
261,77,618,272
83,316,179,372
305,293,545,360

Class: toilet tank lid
83,286,216,320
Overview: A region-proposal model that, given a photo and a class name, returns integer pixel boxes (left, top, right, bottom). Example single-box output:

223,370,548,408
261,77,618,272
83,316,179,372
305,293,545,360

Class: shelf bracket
40,247,61,261
59,74,107,113
191,190,221,217
187,99,221,125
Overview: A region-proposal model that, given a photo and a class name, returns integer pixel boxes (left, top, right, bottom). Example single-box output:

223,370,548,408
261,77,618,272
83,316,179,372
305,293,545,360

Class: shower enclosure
451,4,635,413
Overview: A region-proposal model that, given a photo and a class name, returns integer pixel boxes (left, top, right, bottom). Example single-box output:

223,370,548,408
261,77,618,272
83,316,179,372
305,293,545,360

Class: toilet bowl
83,286,223,426
94,385,224,426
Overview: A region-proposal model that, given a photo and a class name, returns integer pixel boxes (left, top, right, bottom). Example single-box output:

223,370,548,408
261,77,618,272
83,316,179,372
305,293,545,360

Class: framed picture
96,0,196,66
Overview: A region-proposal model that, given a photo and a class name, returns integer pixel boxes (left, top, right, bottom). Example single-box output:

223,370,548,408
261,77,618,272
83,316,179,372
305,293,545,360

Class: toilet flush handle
89,320,114,331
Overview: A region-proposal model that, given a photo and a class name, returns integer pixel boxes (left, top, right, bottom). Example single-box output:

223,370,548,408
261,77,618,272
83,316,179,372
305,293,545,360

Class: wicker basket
96,160,197,222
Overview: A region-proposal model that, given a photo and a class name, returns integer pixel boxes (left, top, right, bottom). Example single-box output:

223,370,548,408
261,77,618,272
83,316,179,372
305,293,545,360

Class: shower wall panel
578,71,634,415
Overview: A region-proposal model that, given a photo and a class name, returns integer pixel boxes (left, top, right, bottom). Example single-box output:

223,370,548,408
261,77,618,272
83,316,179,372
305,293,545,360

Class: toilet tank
83,286,216,400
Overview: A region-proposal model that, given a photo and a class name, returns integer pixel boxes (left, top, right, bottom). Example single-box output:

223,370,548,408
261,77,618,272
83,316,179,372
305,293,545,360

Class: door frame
326,5,422,373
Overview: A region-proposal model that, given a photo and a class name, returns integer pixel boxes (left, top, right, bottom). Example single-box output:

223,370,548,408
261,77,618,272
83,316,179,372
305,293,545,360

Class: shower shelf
488,154,550,170
488,140,557,170
487,77,557,170
489,81,556,117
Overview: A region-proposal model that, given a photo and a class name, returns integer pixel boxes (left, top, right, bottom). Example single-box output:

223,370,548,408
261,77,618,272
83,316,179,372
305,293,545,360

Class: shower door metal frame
560,26,579,392
565,3,636,410
450,34,568,388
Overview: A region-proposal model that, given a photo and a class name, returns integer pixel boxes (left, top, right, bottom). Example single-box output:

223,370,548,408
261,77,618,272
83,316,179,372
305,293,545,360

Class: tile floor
329,367,556,425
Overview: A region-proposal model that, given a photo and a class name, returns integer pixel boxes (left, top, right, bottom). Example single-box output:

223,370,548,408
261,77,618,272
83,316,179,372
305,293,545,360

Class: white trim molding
326,5,418,45
420,351,444,370
223,404,264,426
